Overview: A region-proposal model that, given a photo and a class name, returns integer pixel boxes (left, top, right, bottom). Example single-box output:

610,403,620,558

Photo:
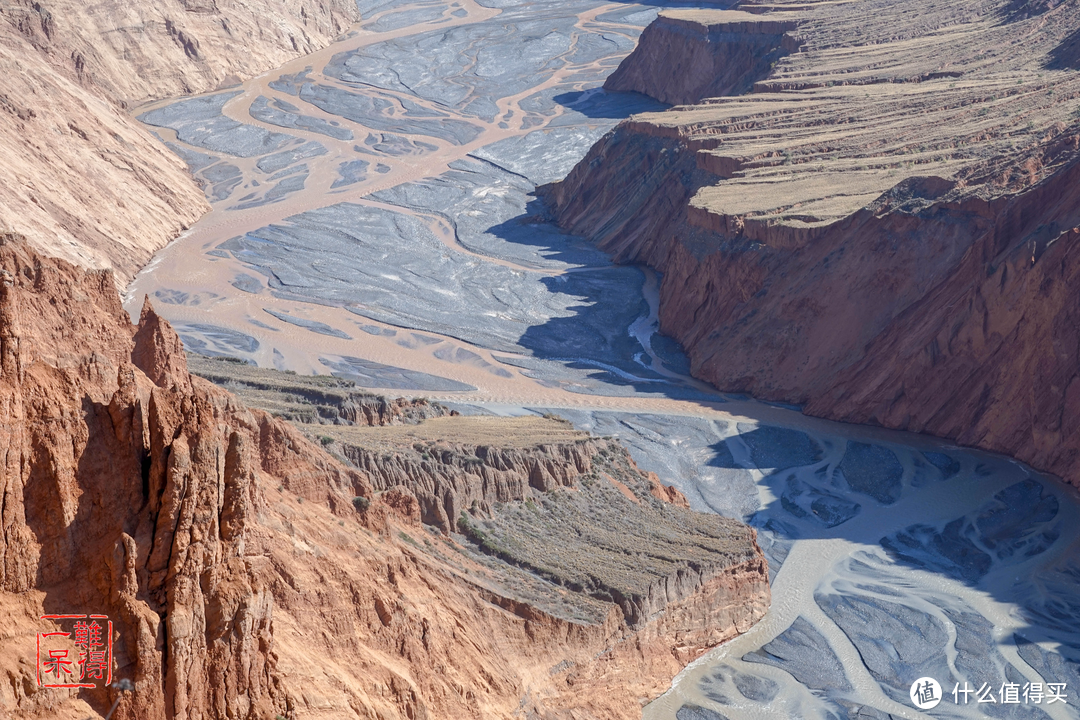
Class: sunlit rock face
0,235,771,719
547,0,1080,488
0,0,359,283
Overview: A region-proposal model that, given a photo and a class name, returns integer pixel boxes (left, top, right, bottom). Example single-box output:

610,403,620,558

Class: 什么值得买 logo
910,677,942,709
909,676,1068,709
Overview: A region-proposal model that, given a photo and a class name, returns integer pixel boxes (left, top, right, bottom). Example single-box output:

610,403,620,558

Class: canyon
2,0,1080,717
547,0,1080,487
0,0,358,281
0,235,768,719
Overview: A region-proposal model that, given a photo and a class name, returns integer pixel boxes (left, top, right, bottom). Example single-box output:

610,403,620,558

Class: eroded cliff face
1,0,358,106
548,0,1080,486
337,429,768,636
342,437,604,532
0,0,359,283
604,10,800,106
0,232,372,718
0,235,769,719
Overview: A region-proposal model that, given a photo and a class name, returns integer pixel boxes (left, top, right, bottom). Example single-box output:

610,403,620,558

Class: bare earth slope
0,29,207,283
1,0,359,105
0,234,768,719
0,0,359,281
546,0,1080,486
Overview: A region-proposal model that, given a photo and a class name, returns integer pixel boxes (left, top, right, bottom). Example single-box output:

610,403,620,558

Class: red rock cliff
604,10,800,105
0,234,769,719
547,0,1080,486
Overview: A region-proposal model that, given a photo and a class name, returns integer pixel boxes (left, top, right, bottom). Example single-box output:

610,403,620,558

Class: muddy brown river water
126,0,1080,717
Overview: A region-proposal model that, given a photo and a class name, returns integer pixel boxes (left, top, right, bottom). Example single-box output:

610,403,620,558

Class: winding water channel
125,0,1080,717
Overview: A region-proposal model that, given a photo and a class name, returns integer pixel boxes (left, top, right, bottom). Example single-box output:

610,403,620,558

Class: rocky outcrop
548,0,1080,487
335,428,769,644
0,235,769,719
0,0,359,283
186,352,449,427
341,438,603,532
604,10,800,105
0,233,371,718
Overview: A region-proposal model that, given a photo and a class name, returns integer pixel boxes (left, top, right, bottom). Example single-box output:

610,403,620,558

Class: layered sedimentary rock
604,10,801,106
327,414,769,675
0,235,768,719
0,0,359,282
186,354,449,426
547,0,1080,486
338,423,604,532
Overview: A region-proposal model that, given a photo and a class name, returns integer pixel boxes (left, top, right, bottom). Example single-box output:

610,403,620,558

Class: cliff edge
547,0,1080,486
604,10,801,105
0,234,769,719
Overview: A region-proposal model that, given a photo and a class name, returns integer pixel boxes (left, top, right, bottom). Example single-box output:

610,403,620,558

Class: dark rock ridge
546,0,1080,487
186,352,449,426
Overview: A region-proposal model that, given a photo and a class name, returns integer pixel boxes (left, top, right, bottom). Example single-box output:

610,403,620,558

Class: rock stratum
326,416,765,637
0,234,769,719
547,0,1080,487
0,0,358,282
604,10,801,106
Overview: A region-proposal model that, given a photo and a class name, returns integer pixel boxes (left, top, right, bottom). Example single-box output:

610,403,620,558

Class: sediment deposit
547,0,1080,486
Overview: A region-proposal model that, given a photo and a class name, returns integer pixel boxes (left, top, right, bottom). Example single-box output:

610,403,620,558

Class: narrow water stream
125,0,1080,717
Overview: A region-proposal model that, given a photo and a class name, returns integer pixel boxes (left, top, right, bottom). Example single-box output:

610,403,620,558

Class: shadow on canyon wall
476,109,1080,704
552,89,670,119
1047,26,1080,70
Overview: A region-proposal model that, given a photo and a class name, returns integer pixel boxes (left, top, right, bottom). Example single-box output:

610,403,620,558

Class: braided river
125,0,1080,717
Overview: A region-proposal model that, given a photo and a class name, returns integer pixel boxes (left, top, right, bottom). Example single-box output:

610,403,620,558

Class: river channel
124,0,1080,717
